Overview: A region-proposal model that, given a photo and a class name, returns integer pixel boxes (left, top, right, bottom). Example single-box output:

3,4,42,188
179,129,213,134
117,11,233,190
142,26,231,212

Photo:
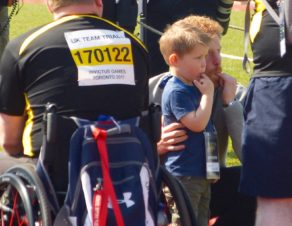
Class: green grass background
8,4,249,166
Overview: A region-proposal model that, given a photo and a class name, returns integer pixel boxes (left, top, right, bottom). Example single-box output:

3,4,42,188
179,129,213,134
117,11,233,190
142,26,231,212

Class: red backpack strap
92,184,108,226
91,126,125,226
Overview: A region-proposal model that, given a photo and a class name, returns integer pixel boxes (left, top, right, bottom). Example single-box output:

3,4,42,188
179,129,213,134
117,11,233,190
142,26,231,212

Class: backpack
54,118,159,226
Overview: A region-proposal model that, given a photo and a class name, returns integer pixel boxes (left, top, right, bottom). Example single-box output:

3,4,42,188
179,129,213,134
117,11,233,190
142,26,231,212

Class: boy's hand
193,74,214,95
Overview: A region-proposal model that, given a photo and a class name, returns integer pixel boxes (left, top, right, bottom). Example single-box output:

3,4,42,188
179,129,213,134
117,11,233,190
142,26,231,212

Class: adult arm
217,0,249,35
217,73,244,161
223,101,243,161
0,113,25,156
217,0,235,35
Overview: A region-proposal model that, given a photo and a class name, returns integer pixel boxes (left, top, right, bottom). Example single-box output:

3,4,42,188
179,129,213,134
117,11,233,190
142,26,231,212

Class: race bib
64,29,135,86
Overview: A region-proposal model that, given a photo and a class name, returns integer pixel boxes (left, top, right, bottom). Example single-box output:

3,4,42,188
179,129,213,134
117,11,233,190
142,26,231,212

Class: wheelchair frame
0,102,196,226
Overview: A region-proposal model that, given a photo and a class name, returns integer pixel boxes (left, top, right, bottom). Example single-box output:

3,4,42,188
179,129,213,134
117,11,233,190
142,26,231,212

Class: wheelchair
0,103,196,226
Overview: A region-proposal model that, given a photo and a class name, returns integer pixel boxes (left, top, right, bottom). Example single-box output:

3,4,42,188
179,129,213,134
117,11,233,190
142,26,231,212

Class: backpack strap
242,0,286,73
91,127,125,226
243,0,252,74
260,0,287,56
261,0,280,24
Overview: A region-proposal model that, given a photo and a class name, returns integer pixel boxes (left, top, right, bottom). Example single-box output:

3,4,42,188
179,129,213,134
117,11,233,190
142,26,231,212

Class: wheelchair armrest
43,103,58,143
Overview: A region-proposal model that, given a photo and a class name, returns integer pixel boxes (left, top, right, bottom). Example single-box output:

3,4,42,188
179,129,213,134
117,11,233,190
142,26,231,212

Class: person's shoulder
163,77,193,97
13,25,43,43
149,72,172,103
4,26,41,57
149,72,170,87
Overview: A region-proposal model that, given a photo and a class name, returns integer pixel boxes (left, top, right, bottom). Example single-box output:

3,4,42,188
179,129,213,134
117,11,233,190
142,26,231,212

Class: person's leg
0,152,37,174
197,181,211,226
162,185,181,226
256,197,292,226
210,167,241,217
179,176,210,226
210,166,256,226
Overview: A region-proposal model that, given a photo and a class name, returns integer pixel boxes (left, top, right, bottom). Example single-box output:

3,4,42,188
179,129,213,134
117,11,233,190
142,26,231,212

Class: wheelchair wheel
160,166,196,226
6,164,52,226
0,173,34,226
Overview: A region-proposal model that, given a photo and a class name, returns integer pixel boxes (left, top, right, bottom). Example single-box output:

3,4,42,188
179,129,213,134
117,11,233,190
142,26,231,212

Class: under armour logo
108,192,135,208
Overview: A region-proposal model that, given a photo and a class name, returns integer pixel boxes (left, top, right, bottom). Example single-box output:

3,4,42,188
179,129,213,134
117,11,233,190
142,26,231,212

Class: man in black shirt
0,0,149,183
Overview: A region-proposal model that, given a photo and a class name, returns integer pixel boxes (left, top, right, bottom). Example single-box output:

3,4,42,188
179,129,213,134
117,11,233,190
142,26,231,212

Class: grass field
8,5,247,166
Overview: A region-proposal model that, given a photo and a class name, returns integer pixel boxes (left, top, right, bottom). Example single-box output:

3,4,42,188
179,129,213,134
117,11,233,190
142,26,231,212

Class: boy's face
176,44,209,83
205,35,222,86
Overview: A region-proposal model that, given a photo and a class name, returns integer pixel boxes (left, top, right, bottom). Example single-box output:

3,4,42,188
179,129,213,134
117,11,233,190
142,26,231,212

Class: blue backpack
54,118,159,226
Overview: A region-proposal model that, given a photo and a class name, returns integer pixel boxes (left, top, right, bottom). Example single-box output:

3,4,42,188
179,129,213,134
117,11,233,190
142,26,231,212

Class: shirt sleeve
169,89,197,121
216,0,234,35
0,42,25,115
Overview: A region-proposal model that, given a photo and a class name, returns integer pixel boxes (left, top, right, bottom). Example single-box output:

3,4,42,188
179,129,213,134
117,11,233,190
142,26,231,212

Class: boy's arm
180,74,214,132
180,92,214,132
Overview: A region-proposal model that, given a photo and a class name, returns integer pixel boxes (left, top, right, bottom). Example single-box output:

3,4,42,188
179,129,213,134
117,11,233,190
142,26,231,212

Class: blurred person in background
103,0,138,33
146,0,235,76
0,5,9,59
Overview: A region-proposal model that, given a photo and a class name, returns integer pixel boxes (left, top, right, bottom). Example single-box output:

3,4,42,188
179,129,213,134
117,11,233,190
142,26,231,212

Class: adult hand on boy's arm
157,122,188,155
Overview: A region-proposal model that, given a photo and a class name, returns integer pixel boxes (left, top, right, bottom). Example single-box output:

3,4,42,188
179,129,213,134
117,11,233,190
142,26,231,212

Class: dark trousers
210,166,256,226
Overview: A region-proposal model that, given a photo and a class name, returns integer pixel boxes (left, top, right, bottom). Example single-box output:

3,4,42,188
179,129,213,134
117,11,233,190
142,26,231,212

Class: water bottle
157,203,168,226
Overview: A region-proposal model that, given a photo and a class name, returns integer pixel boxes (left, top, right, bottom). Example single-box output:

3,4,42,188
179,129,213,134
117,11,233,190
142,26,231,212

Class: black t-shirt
0,15,149,156
252,10,292,76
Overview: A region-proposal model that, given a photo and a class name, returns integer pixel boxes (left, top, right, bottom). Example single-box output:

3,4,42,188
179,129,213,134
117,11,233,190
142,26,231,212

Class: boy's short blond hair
159,23,211,65
175,15,224,39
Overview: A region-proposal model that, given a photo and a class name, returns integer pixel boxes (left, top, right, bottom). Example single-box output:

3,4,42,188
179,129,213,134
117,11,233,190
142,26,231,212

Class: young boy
159,23,215,226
